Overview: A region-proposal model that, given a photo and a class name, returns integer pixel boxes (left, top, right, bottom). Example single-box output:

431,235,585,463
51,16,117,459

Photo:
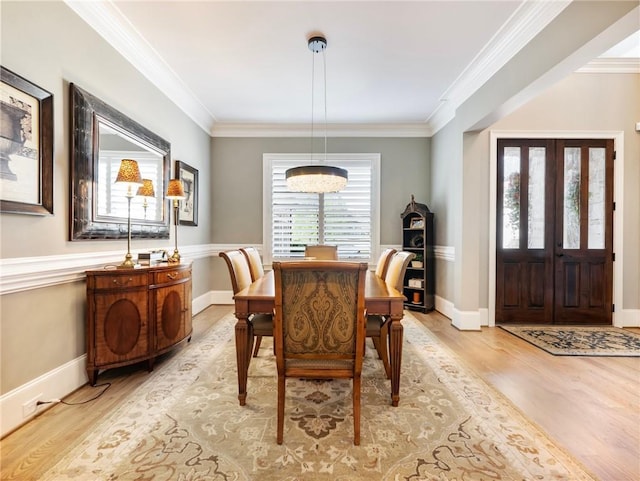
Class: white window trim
263,153,381,267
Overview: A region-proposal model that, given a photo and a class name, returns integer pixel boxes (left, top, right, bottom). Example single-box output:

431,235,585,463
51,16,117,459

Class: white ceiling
67,1,638,136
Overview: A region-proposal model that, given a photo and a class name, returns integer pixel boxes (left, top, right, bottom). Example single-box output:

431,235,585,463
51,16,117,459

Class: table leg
388,315,403,407
235,314,254,406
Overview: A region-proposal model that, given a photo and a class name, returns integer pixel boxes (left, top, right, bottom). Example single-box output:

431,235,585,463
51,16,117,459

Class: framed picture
1,67,53,215
176,160,198,226
410,217,424,229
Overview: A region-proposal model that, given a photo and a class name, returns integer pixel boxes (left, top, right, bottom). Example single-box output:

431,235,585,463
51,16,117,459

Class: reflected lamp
115,159,143,268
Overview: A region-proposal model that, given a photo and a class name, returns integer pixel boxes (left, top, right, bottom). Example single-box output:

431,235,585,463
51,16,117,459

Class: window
263,153,380,265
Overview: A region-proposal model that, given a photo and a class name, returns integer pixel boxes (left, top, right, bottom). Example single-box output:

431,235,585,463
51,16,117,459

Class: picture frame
1,67,53,215
410,217,424,229
176,160,198,226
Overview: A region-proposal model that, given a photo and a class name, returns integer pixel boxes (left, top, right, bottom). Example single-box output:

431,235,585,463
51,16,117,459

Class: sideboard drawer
92,273,148,290
153,268,190,284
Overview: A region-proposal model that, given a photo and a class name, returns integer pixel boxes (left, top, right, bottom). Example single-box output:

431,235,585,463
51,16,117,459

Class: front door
496,138,614,325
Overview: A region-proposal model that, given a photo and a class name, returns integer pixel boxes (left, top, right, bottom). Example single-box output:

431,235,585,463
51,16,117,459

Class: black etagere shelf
401,195,434,312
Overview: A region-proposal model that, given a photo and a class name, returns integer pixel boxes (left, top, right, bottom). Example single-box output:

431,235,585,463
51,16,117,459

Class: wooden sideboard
85,262,192,385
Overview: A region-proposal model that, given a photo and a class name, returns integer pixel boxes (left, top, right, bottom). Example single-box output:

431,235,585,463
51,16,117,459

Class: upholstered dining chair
374,248,397,279
219,250,273,359
273,260,368,445
240,247,265,282
366,251,415,379
239,247,269,357
304,244,338,260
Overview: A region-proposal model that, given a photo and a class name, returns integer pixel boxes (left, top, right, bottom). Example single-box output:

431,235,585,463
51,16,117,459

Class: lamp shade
115,159,143,186
286,165,348,193
136,178,155,197
166,179,186,199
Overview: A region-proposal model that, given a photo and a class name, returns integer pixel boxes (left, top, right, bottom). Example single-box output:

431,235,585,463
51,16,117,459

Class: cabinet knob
112,277,133,286
167,273,178,280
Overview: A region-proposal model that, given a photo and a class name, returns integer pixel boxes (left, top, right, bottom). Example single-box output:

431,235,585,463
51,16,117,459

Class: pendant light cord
310,48,315,162
323,49,327,162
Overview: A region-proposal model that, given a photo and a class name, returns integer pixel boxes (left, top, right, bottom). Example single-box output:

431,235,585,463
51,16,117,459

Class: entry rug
43,312,596,480
500,325,640,356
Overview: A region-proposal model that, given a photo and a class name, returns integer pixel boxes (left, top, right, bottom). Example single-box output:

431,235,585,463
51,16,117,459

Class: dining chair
273,260,368,445
304,244,338,260
219,250,273,358
367,251,415,379
239,247,269,357
240,247,265,282
374,248,397,279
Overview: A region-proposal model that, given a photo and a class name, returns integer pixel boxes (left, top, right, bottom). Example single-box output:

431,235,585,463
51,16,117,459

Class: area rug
500,325,640,356
42,311,597,481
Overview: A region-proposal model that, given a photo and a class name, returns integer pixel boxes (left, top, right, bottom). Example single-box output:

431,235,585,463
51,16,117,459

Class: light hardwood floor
1,306,638,480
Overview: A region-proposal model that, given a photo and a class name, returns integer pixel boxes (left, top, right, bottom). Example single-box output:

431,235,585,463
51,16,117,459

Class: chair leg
353,375,361,445
252,335,263,357
379,322,391,379
277,374,285,445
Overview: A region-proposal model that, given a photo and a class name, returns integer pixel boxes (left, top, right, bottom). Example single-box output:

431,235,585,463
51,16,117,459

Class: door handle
556,253,564,257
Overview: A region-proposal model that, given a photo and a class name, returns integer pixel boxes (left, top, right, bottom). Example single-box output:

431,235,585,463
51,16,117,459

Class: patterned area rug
500,325,640,356
42,312,597,480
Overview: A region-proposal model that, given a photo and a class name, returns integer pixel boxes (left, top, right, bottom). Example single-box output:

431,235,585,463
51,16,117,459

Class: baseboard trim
615,308,640,328
1,290,212,439
0,354,87,438
451,308,483,331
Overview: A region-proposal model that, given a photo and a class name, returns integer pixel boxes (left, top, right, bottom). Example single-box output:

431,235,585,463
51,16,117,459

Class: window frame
263,153,380,267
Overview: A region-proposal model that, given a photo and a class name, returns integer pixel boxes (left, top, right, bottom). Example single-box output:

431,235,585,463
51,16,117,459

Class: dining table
232,268,407,407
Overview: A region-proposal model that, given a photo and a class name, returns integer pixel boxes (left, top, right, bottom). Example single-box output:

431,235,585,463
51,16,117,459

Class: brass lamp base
118,253,137,269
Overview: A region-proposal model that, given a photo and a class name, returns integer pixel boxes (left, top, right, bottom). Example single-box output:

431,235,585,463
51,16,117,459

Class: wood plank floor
1,306,638,480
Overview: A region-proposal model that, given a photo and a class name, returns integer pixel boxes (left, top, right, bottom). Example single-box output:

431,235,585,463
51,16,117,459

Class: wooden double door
496,138,614,325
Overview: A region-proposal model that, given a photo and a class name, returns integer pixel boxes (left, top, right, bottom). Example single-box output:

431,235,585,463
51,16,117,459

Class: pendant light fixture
285,35,348,193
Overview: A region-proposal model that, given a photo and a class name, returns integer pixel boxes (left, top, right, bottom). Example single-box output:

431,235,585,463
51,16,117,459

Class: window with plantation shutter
263,153,380,265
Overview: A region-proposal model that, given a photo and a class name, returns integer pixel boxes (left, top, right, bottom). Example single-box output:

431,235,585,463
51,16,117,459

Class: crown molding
577,58,640,74
211,122,432,138
64,0,215,134
428,0,570,134
67,0,568,139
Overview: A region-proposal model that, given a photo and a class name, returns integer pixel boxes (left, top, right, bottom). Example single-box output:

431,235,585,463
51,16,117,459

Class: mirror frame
70,83,170,240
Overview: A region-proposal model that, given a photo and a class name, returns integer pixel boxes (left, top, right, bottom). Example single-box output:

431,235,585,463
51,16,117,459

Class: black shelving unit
401,195,434,312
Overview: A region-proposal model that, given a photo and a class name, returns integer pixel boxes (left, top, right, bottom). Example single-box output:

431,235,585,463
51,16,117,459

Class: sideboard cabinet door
152,265,192,352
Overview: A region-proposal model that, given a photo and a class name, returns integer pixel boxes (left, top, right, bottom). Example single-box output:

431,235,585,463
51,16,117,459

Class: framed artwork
0,67,53,215
176,160,198,226
410,217,424,229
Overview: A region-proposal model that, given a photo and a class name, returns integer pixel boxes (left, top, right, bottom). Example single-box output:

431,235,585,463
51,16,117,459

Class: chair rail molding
0,244,216,295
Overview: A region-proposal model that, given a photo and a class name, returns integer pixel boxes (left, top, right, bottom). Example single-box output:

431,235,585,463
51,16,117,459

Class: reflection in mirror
70,83,170,240
97,120,164,222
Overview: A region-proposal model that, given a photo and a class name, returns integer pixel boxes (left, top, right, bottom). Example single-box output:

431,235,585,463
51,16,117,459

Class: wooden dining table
232,269,407,407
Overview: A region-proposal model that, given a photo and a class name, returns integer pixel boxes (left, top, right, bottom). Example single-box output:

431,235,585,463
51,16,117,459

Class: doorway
495,138,614,325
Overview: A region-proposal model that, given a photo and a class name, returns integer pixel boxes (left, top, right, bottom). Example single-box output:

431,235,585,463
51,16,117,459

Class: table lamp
166,178,186,263
115,159,143,268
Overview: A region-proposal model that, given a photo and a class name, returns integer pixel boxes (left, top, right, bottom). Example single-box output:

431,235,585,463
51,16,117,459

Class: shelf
401,198,435,313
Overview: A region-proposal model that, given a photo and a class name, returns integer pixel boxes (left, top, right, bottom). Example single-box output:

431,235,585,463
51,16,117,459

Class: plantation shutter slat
270,159,373,261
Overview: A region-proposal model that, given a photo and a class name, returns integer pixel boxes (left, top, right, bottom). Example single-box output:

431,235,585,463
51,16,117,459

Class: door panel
496,138,613,325
496,140,554,323
553,140,613,324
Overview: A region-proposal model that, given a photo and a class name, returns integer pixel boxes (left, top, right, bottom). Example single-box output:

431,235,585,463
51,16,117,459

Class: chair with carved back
374,248,397,279
273,260,368,445
366,251,415,378
219,250,273,359
240,247,268,356
304,244,338,260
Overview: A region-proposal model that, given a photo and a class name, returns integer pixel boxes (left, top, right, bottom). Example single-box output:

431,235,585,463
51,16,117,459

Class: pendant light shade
286,165,348,193
285,35,348,194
